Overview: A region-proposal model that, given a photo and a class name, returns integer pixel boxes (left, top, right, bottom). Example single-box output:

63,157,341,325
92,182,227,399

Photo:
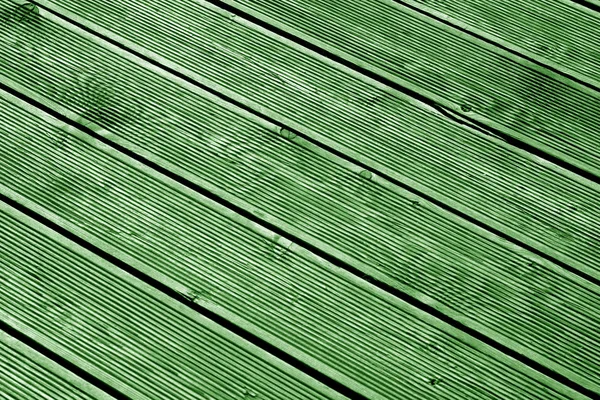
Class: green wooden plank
8,0,600,174
0,206,344,400
573,0,600,11
11,0,600,281
0,84,592,398
208,0,600,177
0,331,113,400
380,0,600,90
0,4,599,395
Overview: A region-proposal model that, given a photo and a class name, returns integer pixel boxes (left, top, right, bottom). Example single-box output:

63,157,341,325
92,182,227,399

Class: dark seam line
12,3,600,397
389,0,600,92
0,193,367,400
570,0,600,13
1,79,598,400
0,322,132,400
201,0,600,184
29,0,600,185
16,3,598,289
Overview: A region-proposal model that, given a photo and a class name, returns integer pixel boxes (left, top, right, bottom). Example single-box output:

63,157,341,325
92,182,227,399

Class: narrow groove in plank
570,0,600,12
159,0,600,179
387,0,600,91
0,206,346,400
0,330,115,400
1,5,600,394
5,71,599,399
0,91,591,399
10,0,600,280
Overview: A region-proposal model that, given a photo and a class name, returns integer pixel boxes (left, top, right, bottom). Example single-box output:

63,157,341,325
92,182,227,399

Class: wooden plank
67,0,600,178
573,0,600,11
213,0,600,176
13,0,600,282
0,331,114,400
0,5,599,395
379,0,600,90
0,205,345,400
0,85,591,398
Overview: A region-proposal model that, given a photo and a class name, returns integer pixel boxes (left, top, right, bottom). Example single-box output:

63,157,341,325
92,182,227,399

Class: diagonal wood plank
13,0,600,280
0,87,594,399
0,331,114,400
104,0,600,178
0,4,599,395
0,205,347,400
572,0,600,11
215,0,600,173
379,0,600,90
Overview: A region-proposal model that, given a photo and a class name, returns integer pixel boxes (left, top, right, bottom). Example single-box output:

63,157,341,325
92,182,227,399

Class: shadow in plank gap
570,0,600,12
0,88,593,399
18,0,600,284
0,204,348,400
1,2,599,398
208,0,600,178
0,330,115,400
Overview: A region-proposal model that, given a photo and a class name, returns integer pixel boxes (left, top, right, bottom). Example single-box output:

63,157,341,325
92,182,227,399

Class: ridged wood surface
395,0,600,86
16,0,600,278
1,3,600,393
163,0,600,175
0,86,588,399
2,0,600,398
0,331,111,400
0,204,343,400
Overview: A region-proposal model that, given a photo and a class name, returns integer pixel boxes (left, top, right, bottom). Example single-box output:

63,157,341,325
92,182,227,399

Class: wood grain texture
1,0,599,398
392,0,600,89
2,50,599,400
0,331,113,400
1,2,600,394
18,0,600,281
0,202,345,400
181,0,600,177
0,83,592,399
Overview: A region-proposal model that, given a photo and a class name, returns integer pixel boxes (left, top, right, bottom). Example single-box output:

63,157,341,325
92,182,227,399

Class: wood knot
358,170,372,180
11,1,39,23
278,127,296,139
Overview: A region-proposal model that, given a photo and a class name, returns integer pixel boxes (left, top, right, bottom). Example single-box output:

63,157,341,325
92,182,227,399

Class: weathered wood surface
0,83,590,399
1,0,599,398
14,0,600,280
0,331,113,400
0,201,345,400
1,2,600,394
378,0,600,89
140,0,600,177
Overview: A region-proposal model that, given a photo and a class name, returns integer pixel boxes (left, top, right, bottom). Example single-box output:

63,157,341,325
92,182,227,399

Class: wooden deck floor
1,0,599,399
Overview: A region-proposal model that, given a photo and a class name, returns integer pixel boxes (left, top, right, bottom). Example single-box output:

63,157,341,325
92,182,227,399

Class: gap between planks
0,82,597,399
20,0,600,285
2,3,600,396
0,329,118,400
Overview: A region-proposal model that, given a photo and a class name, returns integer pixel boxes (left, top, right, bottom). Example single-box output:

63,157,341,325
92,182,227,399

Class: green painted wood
209,0,600,178
1,5,600,395
0,85,591,398
0,207,345,400
16,0,600,281
385,0,600,90
574,0,600,11
0,331,113,400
